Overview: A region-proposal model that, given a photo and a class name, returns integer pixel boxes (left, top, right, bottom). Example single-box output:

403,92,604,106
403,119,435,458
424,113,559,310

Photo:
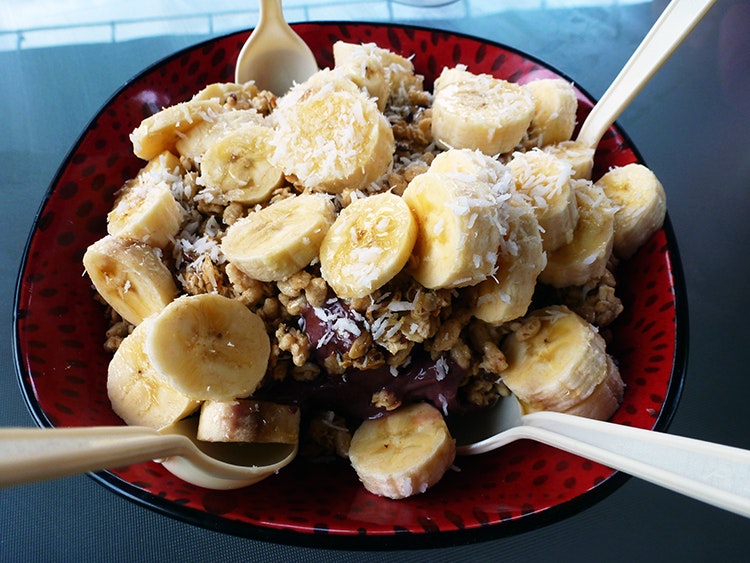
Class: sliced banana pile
83,40,668,499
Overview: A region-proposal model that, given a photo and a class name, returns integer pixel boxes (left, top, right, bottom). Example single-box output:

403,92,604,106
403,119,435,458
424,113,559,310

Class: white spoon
449,394,750,518
576,0,716,149
0,417,297,490
234,0,318,95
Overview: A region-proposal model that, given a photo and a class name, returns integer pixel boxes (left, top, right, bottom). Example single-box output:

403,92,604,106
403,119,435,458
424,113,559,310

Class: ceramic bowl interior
14,22,687,548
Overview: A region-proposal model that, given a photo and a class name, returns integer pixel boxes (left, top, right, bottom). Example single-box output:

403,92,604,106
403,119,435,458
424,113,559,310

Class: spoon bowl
449,394,750,518
234,0,318,94
0,419,297,490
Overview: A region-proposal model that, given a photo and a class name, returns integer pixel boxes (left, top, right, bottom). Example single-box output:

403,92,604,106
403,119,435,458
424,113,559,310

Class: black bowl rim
13,20,689,551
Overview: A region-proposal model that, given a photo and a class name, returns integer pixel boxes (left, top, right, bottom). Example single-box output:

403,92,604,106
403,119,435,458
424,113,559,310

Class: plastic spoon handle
521,411,750,518
0,426,188,487
576,0,716,148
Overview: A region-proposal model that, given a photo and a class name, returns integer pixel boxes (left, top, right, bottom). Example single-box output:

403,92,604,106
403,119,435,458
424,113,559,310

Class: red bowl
13,22,687,548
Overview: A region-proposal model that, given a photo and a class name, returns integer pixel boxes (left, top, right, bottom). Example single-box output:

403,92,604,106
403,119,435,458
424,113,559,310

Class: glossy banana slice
130,99,223,160
108,316,199,429
500,305,624,418
431,66,534,155
83,235,178,326
221,193,336,282
198,124,284,205
145,293,270,401
539,179,615,288
508,148,579,252
402,164,507,289
197,399,300,444
473,193,546,325
319,192,417,298
348,402,456,499
269,70,395,194
595,163,667,258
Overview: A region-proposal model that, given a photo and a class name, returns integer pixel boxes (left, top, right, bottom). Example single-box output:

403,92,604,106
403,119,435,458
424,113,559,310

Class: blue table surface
2,1,749,560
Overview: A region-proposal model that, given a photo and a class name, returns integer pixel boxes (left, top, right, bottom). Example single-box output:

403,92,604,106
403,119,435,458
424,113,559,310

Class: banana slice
348,402,456,499
145,293,270,401
542,140,595,180
431,66,534,155
319,191,417,298
270,69,395,194
130,99,223,160
594,163,667,258
108,316,200,429
221,193,336,282
83,235,178,326
191,81,258,103
523,78,578,148
500,305,624,418
332,42,389,111
402,165,507,289
107,150,184,248
522,78,579,148
566,355,624,420
333,41,423,109
198,124,284,205
175,108,264,159
473,193,546,325
507,148,579,252
428,147,512,187
197,399,300,444
539,179,615,288
138,150,184,180
107,181,182,248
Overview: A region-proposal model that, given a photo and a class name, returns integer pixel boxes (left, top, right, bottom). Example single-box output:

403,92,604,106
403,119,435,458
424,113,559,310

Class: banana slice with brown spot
198,124,284,205
319,191,417,298
108,316,200,429
197,399,300,444
348,402,456,499
500,305,624,418
83,235,178,326
145,293,270,401
221,193,336,282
